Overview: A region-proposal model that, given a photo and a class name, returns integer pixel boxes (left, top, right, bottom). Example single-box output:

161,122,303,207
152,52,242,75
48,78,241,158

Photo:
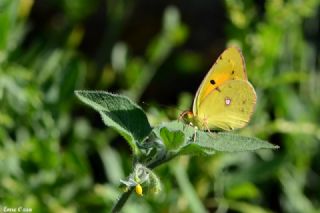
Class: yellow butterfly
182,47,256,131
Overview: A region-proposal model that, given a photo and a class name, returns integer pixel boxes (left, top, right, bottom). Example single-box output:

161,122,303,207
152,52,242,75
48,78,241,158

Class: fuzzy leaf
194,132,279,152
156,121,279,155
75,90,152,153
178,142,216,156
160,127,185,150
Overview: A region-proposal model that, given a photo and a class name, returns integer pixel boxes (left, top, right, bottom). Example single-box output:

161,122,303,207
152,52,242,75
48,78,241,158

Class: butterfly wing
195,80,256,131
193,47,247,115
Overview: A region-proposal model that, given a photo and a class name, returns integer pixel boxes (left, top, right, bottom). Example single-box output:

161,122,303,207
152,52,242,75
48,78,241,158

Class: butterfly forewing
193,47,247,114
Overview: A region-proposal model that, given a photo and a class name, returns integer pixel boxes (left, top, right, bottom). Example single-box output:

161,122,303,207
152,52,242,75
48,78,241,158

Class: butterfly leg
203,117,217,139
193,126,198,142
187,122,198,143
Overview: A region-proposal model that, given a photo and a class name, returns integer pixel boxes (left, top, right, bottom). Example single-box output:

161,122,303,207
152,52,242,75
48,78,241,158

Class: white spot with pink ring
225,97,231,106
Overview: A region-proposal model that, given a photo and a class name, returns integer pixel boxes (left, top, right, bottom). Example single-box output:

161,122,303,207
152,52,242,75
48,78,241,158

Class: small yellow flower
135,184,143,196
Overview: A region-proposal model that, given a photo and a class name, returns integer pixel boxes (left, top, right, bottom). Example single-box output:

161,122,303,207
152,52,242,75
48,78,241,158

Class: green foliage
0,0,320,212
222,1,320,212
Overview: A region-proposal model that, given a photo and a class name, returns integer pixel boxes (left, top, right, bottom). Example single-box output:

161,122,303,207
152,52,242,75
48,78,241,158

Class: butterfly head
179,110,194,121
179,110,205,130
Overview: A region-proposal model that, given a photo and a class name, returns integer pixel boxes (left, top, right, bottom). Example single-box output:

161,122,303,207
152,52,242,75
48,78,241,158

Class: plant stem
148,152,178,169
111,187,134,212
111,152,177,212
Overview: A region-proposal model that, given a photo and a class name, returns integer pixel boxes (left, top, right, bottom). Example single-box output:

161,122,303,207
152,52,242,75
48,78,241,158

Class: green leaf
178,142,216,156
156,121,279,155
155,121,211,155
194,132,279,152
159,127,184,150
148,168,162,194
75,91,152,153
154,120,194,140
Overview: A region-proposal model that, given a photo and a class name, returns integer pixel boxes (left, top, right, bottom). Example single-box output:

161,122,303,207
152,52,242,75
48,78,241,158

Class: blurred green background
0,0,320,212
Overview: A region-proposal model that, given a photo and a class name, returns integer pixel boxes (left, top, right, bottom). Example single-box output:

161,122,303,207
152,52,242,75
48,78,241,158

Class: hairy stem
111,187,134,212
111,152,177,212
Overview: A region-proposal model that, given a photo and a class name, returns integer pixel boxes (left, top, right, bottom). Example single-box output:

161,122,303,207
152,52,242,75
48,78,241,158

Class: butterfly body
184,47,256,131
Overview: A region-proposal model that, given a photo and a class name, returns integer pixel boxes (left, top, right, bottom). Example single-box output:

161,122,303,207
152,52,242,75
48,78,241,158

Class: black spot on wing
210,79,216,85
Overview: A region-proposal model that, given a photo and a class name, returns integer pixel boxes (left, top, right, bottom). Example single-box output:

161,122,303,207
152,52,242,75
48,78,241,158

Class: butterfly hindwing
196,80,256,130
